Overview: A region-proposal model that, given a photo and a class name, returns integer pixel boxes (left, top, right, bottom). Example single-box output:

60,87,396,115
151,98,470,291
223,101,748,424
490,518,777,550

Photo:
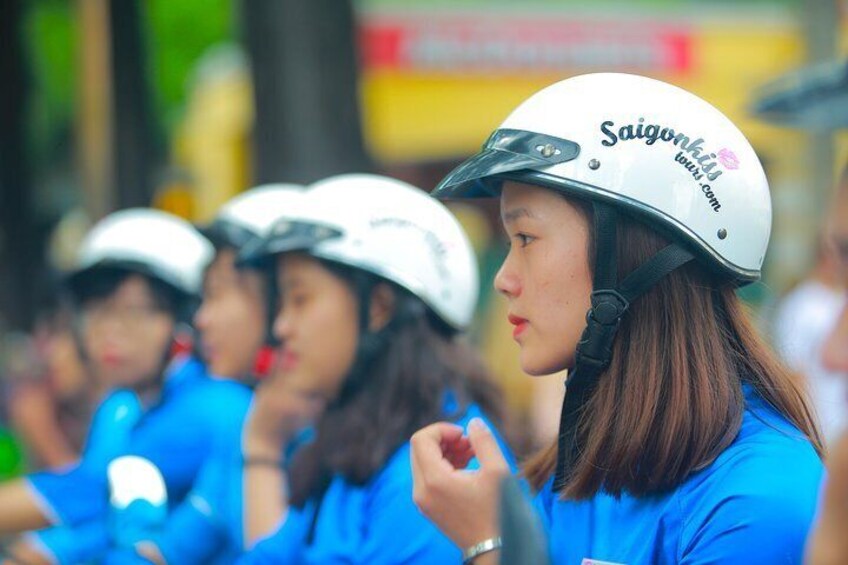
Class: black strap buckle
573,289,629,374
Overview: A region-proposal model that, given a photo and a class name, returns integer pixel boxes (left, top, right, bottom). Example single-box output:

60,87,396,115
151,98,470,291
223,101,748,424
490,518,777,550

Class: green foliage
145,0,235,129
25,0,76,165
0,427,24,480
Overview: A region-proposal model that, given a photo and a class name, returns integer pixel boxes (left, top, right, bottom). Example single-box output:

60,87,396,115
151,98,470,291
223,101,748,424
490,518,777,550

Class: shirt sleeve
81,390,143,469
679,449,823,564
154,493,226,565
25,463,108,526
153,456,231,565
24,390,144,526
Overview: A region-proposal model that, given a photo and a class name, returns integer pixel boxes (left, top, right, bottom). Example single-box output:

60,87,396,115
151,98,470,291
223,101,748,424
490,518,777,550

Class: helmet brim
433,128,581,199
198,219,257,251
236,220,343,268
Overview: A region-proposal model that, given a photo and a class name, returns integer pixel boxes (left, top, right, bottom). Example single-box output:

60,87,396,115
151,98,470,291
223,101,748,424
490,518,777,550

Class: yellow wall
360,22,807,165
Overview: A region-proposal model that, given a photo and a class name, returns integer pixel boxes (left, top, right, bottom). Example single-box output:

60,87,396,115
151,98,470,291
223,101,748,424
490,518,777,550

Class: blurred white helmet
69,208,213,298
435,72,771,282
201,184,307,250
240,174,479,331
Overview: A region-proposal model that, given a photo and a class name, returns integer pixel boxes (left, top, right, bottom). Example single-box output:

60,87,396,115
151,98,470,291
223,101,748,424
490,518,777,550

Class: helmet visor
198,219,257,251
433,128,580,199
236,219,343,268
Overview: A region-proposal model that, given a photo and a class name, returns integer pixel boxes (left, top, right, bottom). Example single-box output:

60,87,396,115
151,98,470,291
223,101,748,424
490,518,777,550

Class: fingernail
469,417,488,433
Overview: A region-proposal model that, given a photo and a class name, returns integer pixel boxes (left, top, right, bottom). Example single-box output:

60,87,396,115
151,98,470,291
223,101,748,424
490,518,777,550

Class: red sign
361,15,693,74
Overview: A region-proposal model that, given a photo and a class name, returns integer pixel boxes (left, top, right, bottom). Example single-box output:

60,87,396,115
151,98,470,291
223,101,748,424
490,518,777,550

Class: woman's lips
508,314,529,339
278,348,299,371
100,351,126,367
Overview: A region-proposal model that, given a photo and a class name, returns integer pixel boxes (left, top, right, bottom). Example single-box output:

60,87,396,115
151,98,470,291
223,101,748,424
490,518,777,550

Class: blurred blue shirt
150,418,309,565
239,402,515,565
25,356,252,564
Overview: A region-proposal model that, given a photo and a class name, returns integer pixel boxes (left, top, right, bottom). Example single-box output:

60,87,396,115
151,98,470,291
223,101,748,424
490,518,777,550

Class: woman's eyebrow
279,276,304,291
502,207,536,224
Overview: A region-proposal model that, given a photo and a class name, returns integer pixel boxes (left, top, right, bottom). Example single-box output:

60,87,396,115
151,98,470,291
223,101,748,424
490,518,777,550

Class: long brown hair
524,203,824,499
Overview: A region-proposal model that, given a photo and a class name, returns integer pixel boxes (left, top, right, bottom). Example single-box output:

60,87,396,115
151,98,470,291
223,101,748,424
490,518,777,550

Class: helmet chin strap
553,203,695,493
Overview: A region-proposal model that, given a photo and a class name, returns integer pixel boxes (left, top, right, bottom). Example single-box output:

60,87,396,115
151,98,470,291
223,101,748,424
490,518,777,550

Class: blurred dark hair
288,268,505,506
68,267,182,318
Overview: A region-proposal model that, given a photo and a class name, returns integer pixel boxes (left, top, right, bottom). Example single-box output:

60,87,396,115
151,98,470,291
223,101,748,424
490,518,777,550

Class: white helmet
240,174,479,331
435,72,771,282
201,184,307,250
68,208,213,298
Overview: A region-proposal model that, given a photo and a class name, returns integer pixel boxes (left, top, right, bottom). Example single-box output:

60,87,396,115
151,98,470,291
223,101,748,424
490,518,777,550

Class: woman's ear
369,283,396,332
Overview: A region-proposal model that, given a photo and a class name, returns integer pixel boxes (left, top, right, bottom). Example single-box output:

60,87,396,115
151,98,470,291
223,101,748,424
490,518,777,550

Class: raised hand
411,418,510,550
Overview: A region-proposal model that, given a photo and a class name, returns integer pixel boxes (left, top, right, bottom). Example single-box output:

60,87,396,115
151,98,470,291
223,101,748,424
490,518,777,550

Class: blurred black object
753,58,848,129
241,0,373,185
499,475,551,565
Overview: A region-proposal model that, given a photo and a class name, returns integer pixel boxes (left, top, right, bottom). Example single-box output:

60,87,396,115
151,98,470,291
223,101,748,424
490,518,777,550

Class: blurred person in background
411,73,824,564
818,169,848,381
3,209,95,472
0,209,251,565
806,300,848,564
237,174,514,564
132,184,324,565
194,186,303,386
771,169,848,445
812,173,848,564
5,299,93,470
771,235,847,443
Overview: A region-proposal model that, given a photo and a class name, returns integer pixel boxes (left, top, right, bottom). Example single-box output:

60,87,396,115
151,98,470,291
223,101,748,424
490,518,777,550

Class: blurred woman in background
134,185,325,565
237,174,514,564
0,209,251,564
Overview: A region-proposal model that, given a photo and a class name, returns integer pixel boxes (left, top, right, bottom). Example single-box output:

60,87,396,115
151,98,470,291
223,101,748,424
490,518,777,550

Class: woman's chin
519,353,571,377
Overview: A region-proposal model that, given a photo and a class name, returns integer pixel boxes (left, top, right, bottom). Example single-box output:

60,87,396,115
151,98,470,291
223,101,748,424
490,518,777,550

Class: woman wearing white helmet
131,185,325,565
411,73,824,564
195,184,308,384
235,174,513,564
0,209,252,564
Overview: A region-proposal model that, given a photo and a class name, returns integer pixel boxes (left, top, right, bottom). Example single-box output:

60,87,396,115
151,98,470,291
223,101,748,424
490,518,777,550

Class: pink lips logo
717,148,740,170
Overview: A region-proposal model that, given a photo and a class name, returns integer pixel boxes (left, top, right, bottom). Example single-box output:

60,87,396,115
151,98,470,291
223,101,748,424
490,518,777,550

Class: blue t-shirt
240,403,514,565
153,422,249,565
25,357,252,563
152,414,309,565
534,385,824,564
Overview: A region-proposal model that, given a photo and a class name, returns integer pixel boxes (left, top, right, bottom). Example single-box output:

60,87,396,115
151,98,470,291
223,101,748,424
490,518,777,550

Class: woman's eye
286,293,308,307
514,233,534,247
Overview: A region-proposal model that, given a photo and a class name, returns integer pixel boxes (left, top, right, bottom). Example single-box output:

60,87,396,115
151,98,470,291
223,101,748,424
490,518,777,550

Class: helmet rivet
717,228,728,240
540,144,556,158
588,159,601,170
